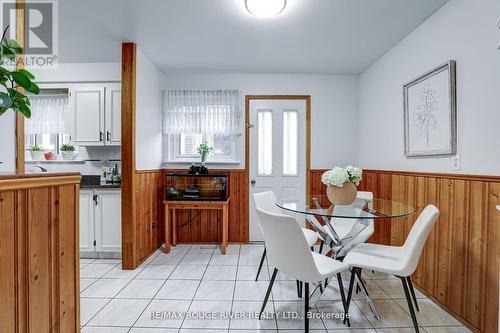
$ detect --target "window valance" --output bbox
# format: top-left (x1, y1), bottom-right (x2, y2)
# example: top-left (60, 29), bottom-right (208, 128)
top-left (25, 95), bottom-right (68, 134)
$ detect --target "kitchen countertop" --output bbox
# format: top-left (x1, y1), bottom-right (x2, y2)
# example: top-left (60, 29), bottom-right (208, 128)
top-left (81, 175), bottom-right (121, 189)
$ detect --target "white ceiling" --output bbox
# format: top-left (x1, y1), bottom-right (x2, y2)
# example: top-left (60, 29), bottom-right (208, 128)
top-left (58, 0), bottom-right (448, 74)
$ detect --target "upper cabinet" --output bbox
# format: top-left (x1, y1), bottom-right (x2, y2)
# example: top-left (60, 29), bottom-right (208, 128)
top-left (69, 83), bottom-right (121, 146)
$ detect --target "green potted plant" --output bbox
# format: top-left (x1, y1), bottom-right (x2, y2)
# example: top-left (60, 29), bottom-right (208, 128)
top-left (197, 142), bottom-right (213, 164)
top-left (30, 144), bottom-right (44, 161)
top-left (60, 144), bottom-right (76, 160)
top-left (0, 26), bottom-right (39, 118)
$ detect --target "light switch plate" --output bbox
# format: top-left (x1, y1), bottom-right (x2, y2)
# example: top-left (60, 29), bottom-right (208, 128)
top-left (451, 155), bottom-right (461, 171)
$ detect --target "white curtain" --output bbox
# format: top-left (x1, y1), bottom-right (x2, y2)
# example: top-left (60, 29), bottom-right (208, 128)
top-left (25, 95), bottom-right (68, 134)
top-left (162, 90), bottom-right (242, 136)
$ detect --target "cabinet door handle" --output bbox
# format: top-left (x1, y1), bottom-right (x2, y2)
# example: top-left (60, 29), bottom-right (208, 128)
top-left (99, 131), bottom-right (104, 142)
top-left (106, 131), bottom-right (111, 142)
top-left (93, 194), bottom-right (99, 206)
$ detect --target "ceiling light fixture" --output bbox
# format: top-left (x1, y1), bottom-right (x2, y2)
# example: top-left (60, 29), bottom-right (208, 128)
top-left (245, 0), bottom-right (287, 17)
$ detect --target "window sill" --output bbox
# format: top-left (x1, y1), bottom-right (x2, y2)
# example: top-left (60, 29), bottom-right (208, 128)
top-left (26, 159), bottom-right (86, 164)
top-left (164, 160), bottom-right (241, 166)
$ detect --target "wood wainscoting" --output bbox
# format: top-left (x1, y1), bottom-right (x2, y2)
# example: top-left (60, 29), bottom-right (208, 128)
top-left (165, 169), bottom-right (249, 243)
top-left (0, 173), bottom-right (81, 332)
top-left (310, 169), bottom-right (500, 333)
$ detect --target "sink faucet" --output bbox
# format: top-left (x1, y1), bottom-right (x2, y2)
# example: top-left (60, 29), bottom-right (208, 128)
top-left (33, 165), bottom-right (48, 172)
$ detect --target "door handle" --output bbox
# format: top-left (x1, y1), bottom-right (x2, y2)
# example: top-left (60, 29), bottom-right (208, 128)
top-left (99, 131), bottom-right (104, 142)
top-left (250, 179), bottom-right (256, 186)
top-left (106, 131), bottom-right (111, 142)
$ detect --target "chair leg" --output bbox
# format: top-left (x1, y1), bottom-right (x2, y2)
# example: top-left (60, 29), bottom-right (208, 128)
top-left (319, 240), bottom-right (324, 254)
top-left (337, 272), bottom-right (350, 327)
top-left (296, 280), bottom-right (303, 298)
top-left (344, 268), bottom-right (357, 325)
top-left (406, 276), bottom-right (420, 312)
top-left (310, 246), bottom-right (315, 252)
top-left (304, 282), bottom-right (310, 333)
top-left (259, 267), bottom-right (277, 319)
top-left (401, 276), bottom-right (420, 333)
top-left (255, 248), bottom-right (267, 281)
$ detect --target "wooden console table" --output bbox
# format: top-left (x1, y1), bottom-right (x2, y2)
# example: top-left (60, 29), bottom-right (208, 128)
top-left (164, 198), bottom-right (230, 254)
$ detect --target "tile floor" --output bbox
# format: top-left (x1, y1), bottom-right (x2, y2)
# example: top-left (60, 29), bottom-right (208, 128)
top-left (80, 244), bottom-right (472, 333)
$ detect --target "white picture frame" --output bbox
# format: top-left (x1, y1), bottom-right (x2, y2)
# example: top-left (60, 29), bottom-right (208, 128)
top-left (404, 61), bottom-right (457, 157)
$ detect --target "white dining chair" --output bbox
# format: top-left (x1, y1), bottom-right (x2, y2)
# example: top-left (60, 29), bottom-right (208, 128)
top-left (253, 191), bottom-right (319, 281)
top-left (343, 204), bottom-right (440, 333)
top-left (255, 206), bottom-right (350, 333)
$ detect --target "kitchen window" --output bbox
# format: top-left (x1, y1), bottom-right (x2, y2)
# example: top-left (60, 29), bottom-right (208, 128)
top-left (163, 90), bottom-right (242, 163)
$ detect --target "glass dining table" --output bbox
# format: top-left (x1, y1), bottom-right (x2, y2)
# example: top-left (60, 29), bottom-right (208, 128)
top-left (276, 194), bottom-right (415, 320)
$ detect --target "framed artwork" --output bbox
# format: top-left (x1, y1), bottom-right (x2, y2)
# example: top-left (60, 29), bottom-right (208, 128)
top-left (404, 60), bottom-right (457, 157)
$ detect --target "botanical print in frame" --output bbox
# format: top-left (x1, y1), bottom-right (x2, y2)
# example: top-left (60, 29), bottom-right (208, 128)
top-left (404, 61), bottom-right (457, 157)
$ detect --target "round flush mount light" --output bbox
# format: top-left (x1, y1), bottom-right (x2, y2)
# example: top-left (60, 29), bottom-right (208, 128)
top-left (245, 0), bottom-right (287, 17)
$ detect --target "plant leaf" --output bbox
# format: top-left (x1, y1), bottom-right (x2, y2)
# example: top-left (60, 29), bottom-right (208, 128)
top-left (0, 92), bottom-right (12, 108)
top-left (19, 69), bottom-right (35, 80)
top-left (17, 101), bottom-right (31, 118)
top-left (8, 39), bottom-right (22, 52)
top-left (11, 71), bottom-right (32, 90)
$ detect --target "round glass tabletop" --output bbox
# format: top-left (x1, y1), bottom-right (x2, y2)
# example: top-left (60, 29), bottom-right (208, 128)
top-left (276, 195), bottom-right (415, 220)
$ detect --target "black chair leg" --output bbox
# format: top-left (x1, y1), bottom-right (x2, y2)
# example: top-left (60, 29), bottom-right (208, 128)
top-left (296, 280), bottom-right (303, 298)
top-left (319, 240), bottom-right (324, 254)
top-left (401, 276), bottom-right (420, 332)
top-left (255, 248), bottom-right (266, 281)
top-left (406, 276), bottom-right (420, 312)
top-left (337, 272), bottom-right (350, 327)
top-left (344, 268), bottom-right (357, 325)
top-left (355, 269), bottom-right (370, 298)
top-left (304, 282), bottom-right (310, 333)
top-left (259, 268), bottom-right (278, 319)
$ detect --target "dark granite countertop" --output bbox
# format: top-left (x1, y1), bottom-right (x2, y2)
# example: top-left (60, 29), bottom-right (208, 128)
top-left (81, 175), bottom-right (121, 189)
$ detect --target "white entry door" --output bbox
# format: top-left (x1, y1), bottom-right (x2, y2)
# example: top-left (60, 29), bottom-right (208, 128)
top-left (249, 99), bottom-right (307, 241)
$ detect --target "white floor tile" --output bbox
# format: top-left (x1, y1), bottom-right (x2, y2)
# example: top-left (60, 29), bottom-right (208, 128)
top-left (240, 244), bottom-right (266, 256)
top-left (351, 279), bottom-right (391, 300)
top-left (170, 264), bottom-right (207, 279)
top-left (375, 279), bottom-right (425, 299)
top-left (150, 253), bottom-right (185, 265)
top-left (188, 244), bottom-right (217, 254)
top-left (210, 254), bottom-right (239, 265)
top-left (181, 253), bottom-right (213, 265)
top-left (80, 259), bottom-right (96, 264)
top-left (182, 300), bottom-right (232, 329)
top-left (81, 279), bottom-right (131, 298)
top-left (224, 244), bottom-right (241, 255)
top-left (194, 280), bottom-right (235, 300)
top-left (274, 301), bottom-right (325, 330)
top-left (88, 298), bottom-right (150, 327)
top-left (355, 299), bottom-right (413, 328)
top-left (93, 259), bottom-right (121, 264)
top-left (80, 298), bottom-right (110, 325)
top-left (316, 300), bottom-right (372, 329)
top-left (424, 327), bottom-right (473, 333)
top-left (80, 278), bottom-right (97, 292)
top-left (237, 264), bottom-right (270, 281)
top-left (155, 279), bottom-right (200, 300)
top-left (103, 265), bottom-right (144, 279)
top-left (116, 279), bottom-right (164, 299)
top-left (81, 326), bottom-right (130, 333)
top-left (130, 328), bottom-right (177, 333)
top-left (234, 280), bottom-right (274, 301)
top-left (327, 329), bottom-right (376, 333)
top-left (136, 264), bottom-right (176, 279)
top-left (272, 280), bottom-right (301, 301)
top-left (80, 263), bottom-right (118, 278)
top-left (394, 298), bottom-right (462, 327)
top-left (134, 299), bottom-right (191, 328)
top-left (229, 300), bottom-right (276, 330)
top-left (239, 253), bottom-right (267, 266)
top-left (204, 265), bottom-right (238, 280)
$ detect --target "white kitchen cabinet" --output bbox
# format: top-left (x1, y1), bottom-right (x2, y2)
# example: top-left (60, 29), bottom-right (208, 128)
top-left (69, 84), bottom-right (121, 146)
top-left (79, 190), bottom-right (95, 256)
top-left (71, 87), bottom-right (105, 145)
top-left (95, 190), bottom-right (122, 253)
top-left (104, 83), bottom-right (122, 146)
top-left (79, 189), bottom-right (121, 258)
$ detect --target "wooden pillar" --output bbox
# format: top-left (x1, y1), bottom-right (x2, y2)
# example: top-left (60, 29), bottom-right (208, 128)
top-left (121, 43), bottom-right (137, 269)
top-left (15, 0), bottom-right (25, 173)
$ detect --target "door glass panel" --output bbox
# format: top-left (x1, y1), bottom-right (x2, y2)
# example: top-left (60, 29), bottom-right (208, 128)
top-left (258, 110), bottom-right (272, 176)
top-left (283, 110), bottom-right (298, 176)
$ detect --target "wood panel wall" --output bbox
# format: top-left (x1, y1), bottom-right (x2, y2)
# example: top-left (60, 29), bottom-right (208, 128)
top-left (135, 170), bottom-right (165, 262)
top-left (0, 173), bottom-right (81, 332)
top-left (310, 169), bottom-right (500, 333)
top-left (165, 169), bottom-right (249, 243)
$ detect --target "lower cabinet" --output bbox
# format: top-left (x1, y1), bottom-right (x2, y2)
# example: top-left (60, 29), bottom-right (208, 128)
top-left (79, 189), bottom-right (121, 258)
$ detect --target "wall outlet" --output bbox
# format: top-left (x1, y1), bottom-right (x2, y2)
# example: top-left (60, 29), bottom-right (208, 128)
top-left (451, 155), bottom-right (461, 171)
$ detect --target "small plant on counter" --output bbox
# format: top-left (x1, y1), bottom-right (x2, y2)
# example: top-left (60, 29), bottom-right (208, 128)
top-left (197, 142), bottom-right (213, 163)
top-left (0, 26), bottom-right (40, 118)
top-left (30, 145), bottom-right (44, 161)
top-left (60, 144), bottom-right (76, 160)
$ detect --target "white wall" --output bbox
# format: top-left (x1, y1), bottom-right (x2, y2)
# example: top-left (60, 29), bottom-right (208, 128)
top-left (136, 49), bottom-right (163, 170)
top-left (31, 62), bottom-right (121, 83)
top-left (358, 0), bottom-right (500, 175)
top-left (162, 73), bottom-right (359, 169)
top-left (0, 112), bottom-right (16, 173)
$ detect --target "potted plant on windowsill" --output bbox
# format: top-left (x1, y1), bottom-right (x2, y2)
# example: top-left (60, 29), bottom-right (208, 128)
top-left (0, 26), bottom-right (40, 118)
top-left (60, 144), bottom-right (76, 160)
top-left (321, 166), bottom-right (363, 205)
top-left (197, 142), bottom-right (213, 164)
top-left (30, 145), bottom-right (44, 161)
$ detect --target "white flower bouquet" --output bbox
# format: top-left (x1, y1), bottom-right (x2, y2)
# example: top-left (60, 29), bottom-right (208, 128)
top-left (321, 165), bottom-right (363, 187)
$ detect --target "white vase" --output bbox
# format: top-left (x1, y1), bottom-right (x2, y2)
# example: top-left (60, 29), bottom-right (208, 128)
top-left (30, 151), bottom-right (44, 161)
top-left (326, 182), bottom-right (357, 205)
top-left (61, 151), bottom-right (75, 160)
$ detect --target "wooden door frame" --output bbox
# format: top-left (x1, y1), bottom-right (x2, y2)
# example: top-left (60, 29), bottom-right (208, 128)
top-left (244, 95), bottom-right (312, 241)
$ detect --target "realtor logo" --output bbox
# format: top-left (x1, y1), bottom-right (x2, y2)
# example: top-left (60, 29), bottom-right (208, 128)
top-left (1, 0), bottom-right (58, 68)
